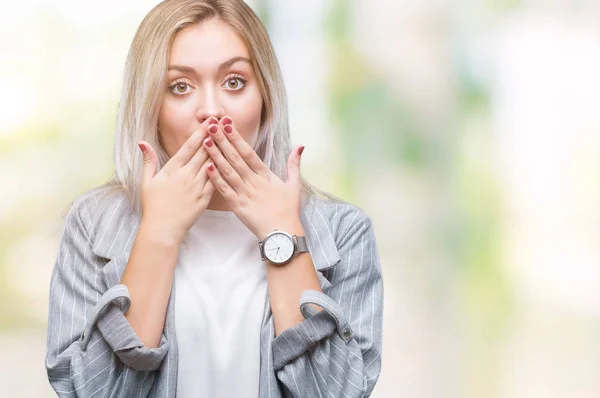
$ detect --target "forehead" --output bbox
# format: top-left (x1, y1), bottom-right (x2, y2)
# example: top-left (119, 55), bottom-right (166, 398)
top-left (169, 19), bottom-right (250, 66)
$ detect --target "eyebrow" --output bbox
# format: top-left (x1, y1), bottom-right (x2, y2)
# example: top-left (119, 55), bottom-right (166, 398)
top-left (168, 56), bottom-right (252, 75)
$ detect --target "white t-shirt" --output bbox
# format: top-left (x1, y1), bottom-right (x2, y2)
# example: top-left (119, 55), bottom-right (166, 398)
top-left (174, 209), bottom-right (268, 397)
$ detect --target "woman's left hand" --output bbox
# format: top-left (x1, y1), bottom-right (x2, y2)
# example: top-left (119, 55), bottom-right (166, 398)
top-left (202, 116), bottom-right (305, 240)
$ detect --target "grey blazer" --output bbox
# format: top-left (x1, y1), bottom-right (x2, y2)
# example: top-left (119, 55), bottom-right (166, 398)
top-left (45, 189), bottom-right (384, 397)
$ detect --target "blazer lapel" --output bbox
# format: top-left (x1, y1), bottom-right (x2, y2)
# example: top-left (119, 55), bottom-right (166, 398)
top-left (300, 198), bottom-right (341, 271)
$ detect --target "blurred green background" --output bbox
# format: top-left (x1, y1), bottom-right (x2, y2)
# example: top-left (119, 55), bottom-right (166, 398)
top-left (2, 1), bottom-right (600, 397)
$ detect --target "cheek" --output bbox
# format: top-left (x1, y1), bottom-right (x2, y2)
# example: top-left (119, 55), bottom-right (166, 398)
top-left (158, 98), bottom-right (195, 156)
top-left (229, 91), bottom-right (263, 142)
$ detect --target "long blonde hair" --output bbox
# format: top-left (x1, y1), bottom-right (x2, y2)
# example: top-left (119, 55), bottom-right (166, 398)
top-left (69, 0), bottom-right (342, 222)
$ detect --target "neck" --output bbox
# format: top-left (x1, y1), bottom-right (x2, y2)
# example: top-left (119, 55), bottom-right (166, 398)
top-left (205, 192), bottom-right (232, 212)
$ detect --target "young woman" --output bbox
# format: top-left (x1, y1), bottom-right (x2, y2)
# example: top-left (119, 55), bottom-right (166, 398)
top-left (45, 0), bottom-right (383, 396)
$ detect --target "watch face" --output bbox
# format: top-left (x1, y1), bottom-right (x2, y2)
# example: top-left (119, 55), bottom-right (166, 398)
top-left (263, 232), bottom-right (295, 264)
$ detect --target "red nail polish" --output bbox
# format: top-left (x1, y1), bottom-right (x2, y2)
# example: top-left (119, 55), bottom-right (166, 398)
top-left (222, 117), bottom-right (232, 126)
top-left (298, 146), bottom-right (305, 155)
top-left (205, 138), bottom-right (214, 147)
top-left (208, 164), bottom-right (215, 172)
top-left (208, 124), bottom-right (218, 134)
top-left (224, 125), bottom-right (233, 134)
top-left (207, 117), bottom-right (218, 124)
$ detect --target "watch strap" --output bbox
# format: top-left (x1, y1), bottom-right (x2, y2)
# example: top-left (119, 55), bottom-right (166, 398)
top-left (295, 235), bottom-right (308, 254)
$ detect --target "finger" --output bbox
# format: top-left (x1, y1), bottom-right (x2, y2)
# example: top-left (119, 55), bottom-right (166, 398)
top-left (203, 135), bottom-right (245, 194)
top-left (286, 145), bottom-right (305, 185)
top-left (185, 128), bottom-right (212, 176)
top-left (208, 121), bottom-right (253, 180)
top-left (220, 116), bottom-right (270, 177)
top-left (138, 141), bottom-right (158, 186)
top-left (206, 162), bottom-right (237, 202)
top-left (193, 157), bottom-right (213, 188)
top-left (165, 117), bottom-right (218, 170)
top-left (203, 178), bottom-right (215, 197)
top-left (196, 162), bottom-right (215, 199)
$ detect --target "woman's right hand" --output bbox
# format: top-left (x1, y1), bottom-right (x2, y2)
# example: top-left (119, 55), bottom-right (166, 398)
top-left (137, 120), bottom-right (216, 245)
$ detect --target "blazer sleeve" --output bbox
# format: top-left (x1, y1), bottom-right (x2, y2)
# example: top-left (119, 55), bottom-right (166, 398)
top-left (45, 199), bottom-right (169, 397)
top-left (271, 212), bottom-right (384, 398)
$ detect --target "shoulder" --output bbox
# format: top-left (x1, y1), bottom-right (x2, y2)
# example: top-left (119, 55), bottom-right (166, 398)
top-left (63, 185), bottom-right (137, 253)
top-left (304, 196), bottom-right (373, 247)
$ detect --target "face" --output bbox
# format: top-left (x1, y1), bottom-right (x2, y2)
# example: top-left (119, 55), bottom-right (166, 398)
top-left (158, 18), bottom-right (263, 158)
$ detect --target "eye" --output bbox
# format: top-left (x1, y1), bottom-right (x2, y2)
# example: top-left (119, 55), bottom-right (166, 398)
top-left (222, 75), bottom-right (247, 91)
top-left (169, 81), bottom-right (193, 95)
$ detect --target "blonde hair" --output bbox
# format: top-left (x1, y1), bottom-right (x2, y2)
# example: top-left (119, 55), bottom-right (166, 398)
top-left (68, 0), bottom-right (342, 223)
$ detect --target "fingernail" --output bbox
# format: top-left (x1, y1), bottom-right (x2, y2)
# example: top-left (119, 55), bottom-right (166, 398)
top-left (224, 125), bottom-right (233, 134)
top-left (205, 138), bottom-right (214, 147)
top-left (208, 124), bottom-right (218, 134)
top-left (208, 164), bottom-right (215, 172)
top-left (298, 145), bottom-right (305, 155)
top-left (207, 117), bottom-right (218, 124)
top-left (138, 142), bottom-right (145, 152)
top-left (222, 117), bottom-right (232, 126)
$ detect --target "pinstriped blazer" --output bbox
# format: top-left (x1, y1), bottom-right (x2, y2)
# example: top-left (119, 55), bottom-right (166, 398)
top-left (45, 188), bottom-right (384, 397)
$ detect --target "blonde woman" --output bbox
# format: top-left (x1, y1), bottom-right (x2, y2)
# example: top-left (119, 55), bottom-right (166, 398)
top-left (45, 0), bottom-right (383, 396)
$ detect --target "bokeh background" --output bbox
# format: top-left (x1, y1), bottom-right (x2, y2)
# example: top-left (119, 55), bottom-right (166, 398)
top-left (1, 0), bottom-right (600, 397)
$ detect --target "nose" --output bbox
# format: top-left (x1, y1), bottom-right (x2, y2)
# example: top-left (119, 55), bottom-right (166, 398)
top-left (195, 85), bottom-right (225, 124)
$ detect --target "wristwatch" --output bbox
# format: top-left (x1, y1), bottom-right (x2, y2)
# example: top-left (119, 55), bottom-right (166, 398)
top-left (258, 229), bottom-right (309, 265)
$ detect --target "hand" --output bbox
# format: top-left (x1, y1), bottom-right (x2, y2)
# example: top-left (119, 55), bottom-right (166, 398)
top-left (138, 118), bottom-right (217, 244)
top-left (202, 116), bottom-right (305, 240)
